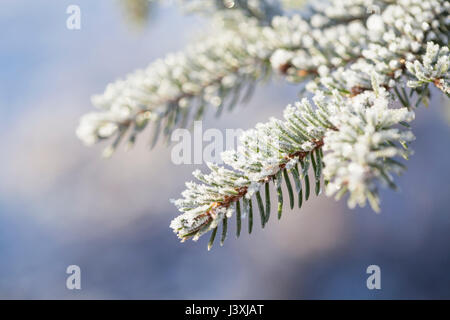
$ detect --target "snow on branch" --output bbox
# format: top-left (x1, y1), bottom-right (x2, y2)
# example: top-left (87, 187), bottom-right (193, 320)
top-left (170, 0), bottom-right (449, 248)
top-left (75, 0), bottom-right (449, 249)
top-left (406, 42), bottom-right (449, 95)
top-left (76, 0), bottom-right (389, 155)
top-left (170, 79), bottom-right (414, 248)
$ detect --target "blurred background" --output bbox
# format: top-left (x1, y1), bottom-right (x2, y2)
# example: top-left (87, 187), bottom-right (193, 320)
top-left (0, 0), bottom-right (450, 299)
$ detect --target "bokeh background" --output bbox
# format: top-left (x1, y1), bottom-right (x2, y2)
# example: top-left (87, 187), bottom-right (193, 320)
top-left (1, 0), bottom-right (450, 299)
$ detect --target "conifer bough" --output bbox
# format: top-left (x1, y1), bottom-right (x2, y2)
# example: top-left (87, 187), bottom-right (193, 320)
top-left (77, 0), bottom-right (450, 249)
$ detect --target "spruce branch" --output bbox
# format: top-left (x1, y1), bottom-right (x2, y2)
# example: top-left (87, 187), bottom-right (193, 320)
top-left (74, 0), bottom-right (449, 249)
top-left (170, 80), bottom-right (415, 248)
top-left (76, 21), bottom-right (269, 154)
top-left (170, 0), bottom-right (449, 249)
top-left (170, 97), bottom-right (333, 246)
top-left (77, 1), bottom-right (386, 154)
top-left (406, 42), bottom-right (449, 96)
